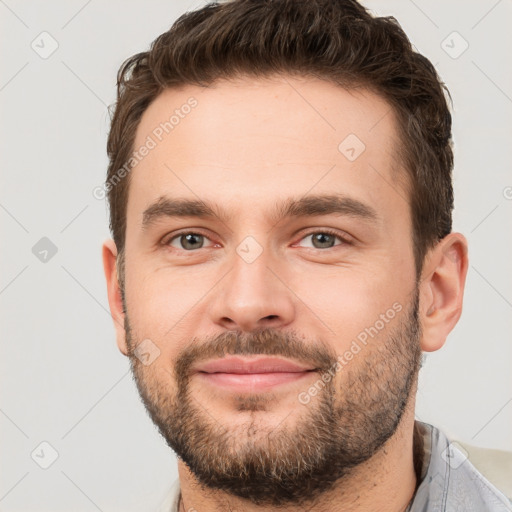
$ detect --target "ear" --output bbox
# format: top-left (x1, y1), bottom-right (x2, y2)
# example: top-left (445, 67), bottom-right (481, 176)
top-left (418, 233), bottom-right (469, 352)
top-left (102, 239), bottom-right (129, 356)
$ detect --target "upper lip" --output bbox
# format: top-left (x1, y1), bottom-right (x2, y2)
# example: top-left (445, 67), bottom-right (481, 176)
top-left (194, 356), bottom-right (316, 374)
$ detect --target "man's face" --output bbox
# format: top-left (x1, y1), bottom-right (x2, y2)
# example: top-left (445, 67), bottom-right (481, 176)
top-left (121, 76), bottom-right (421, 505)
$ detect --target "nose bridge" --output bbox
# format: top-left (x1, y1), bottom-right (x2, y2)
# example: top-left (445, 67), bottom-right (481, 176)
top-left (210, 236), bottom-right (295, 331)
top-left (230, 243), bottom-right (273, 299)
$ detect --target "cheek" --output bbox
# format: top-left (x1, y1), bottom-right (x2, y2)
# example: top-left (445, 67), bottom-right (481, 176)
top-left (124, 262), bottom-right (214, 352)
top-left (292, 264), bottom-right (411, 352)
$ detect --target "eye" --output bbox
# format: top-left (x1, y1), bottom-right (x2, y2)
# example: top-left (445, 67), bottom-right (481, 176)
top-left (166, 232), bottom-right (216, 251)
top-left (296, 230), bottom-right (349, 249)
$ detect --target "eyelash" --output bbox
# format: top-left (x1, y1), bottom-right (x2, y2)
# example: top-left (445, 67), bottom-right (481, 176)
top-left (295, 229), bottom-right (351, 248)
top-left (162, 228), bottom-right (352, 252)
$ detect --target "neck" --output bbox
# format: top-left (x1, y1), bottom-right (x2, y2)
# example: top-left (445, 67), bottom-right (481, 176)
top-left (177, 402), bottom-right (420, 512)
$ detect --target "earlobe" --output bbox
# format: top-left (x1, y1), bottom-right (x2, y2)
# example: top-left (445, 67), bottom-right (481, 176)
top-left (102, 239), bottom-right (129, 356)
top-left (419, 233), bottom-right (469, 353)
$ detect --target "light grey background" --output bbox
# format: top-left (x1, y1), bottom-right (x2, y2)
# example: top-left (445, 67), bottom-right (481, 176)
top-left (1, 0), bottom-right (511, 510)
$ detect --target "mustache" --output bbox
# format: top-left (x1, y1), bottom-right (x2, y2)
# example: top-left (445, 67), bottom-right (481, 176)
top-left (174, 328), bottom-right (338, 381)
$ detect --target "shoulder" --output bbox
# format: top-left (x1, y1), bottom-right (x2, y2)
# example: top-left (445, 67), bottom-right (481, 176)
top-left (412, 422), bottom-right (512, 511)
top-left (454, 439), bottom-right (512, 501)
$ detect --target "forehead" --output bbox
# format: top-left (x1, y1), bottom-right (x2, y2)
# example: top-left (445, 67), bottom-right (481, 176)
top-left (127, 75), bottom-right (409, 226)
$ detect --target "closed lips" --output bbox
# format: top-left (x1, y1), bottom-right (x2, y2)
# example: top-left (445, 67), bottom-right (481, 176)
top-left (194, 356), bottom-right (316, 374)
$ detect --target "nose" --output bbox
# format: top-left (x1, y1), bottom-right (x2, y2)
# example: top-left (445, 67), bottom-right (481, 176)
top-left (208, 243), bottom-right (296, 332)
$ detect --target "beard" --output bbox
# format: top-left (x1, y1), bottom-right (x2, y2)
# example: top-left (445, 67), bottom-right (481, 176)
top-left (124, 290), bottom-right (422, 508)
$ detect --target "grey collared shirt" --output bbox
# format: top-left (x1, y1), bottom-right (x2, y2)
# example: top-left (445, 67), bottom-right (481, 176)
top-left (158, 421), bottom-right (512, 511)
top-left (406, 422), bottom-right (512, 511)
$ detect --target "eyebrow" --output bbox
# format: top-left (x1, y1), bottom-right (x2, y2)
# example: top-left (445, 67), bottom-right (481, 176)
top-left (141, 193), bottom-right (378, 230)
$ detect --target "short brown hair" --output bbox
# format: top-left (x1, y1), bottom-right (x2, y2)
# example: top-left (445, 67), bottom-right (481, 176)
top-left (106, 0), bottom-right (453, 277)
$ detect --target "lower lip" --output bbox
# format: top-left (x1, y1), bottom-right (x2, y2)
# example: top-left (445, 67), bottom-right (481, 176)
top-left (196, 371), bottom-right (315, 392)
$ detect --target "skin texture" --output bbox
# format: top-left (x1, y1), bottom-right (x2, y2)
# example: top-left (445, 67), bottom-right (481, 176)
top-left (103, 75), bottom-right (468, 511)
